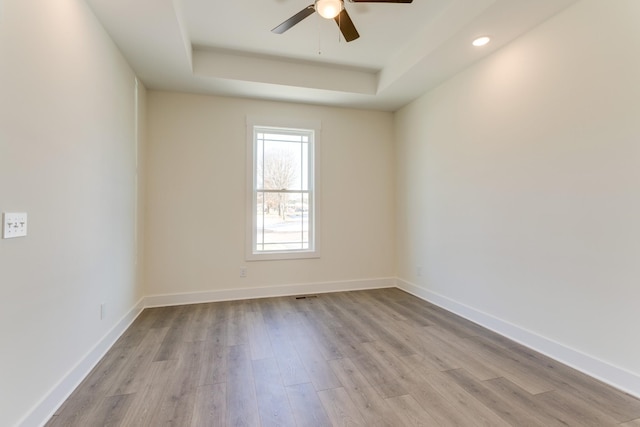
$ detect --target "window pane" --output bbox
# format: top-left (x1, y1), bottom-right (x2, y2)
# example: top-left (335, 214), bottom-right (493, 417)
top-left (258, 190), bottom-right (308, 251)
top-left (301, 142), bottom-right (309, 191)
top-left (261, 143), bottom-right (301, 191)
top-left (256, 138), bottom-right (264, 190)
top-left (256, 130), bottom-right (311, 191)
top-left (301, 192), bottom-right (309, 249)
top-left (256, 192), bottom-right (264, 249)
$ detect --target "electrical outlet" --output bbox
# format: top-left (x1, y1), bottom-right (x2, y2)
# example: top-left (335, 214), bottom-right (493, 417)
top-left (240, 267), bottom-right (247, 278)
top-left (2, 212), bottom-right (28, 239)
top-left (416, 266), bottom-right (422, 277)
top-left (100, 303), bottom-right (107, 320)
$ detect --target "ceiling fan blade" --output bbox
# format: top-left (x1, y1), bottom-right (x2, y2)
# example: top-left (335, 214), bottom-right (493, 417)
top-left (334, 9), bottom-right (360, 42)
top-left (349, 0), bottom-right (413, 2)
top-left (272, 5), bottom-right (316, 34)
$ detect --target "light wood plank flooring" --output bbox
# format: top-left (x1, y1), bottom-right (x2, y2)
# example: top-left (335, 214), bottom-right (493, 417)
top-left (47, 288), bottom-right (640, 426)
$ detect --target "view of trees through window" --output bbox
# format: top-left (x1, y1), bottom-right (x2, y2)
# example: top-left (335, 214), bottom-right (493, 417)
top-left (255, 129), bottom-right (312, 252)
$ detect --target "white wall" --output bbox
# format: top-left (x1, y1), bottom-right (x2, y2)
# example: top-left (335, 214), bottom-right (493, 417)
top-left (0, 1), bottom-right (144, 426)
top-left (145, 92), bottom-right (395, 299)
top-left (395, 0), bottom-right (640, 394)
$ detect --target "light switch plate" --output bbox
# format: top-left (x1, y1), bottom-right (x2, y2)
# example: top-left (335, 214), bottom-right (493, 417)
top-left (3, 212), bottom-right (28, 239)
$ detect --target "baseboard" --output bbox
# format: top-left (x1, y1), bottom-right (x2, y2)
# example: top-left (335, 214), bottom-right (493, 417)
top-left (396, 278), bottom-right (640, 399)
top-left (19, 298), bottom-right (145, 427)
top-left (144, 277), bottom-right (396, 308)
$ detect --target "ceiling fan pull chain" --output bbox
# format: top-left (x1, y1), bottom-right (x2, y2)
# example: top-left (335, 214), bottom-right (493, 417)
top-left (317, 15), bottom-right (322, 55)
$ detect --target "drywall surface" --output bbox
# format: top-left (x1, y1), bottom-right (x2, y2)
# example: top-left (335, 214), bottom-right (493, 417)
top-left (145, 92), bottom-right (395, 296)
top-left (0, 1), bottom-right (143, 425)
top-left (395, 0), bottom-right (640, 387)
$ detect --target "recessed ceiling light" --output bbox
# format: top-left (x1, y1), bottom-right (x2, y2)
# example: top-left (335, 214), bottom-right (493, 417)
top-left (472, 36), bottom-right (491, 47)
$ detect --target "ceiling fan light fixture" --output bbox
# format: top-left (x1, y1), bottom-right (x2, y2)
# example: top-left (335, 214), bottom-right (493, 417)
top-left (315, 0), bottom-right (343, 19)
top-left (472, 36), bottom-right (491, 47)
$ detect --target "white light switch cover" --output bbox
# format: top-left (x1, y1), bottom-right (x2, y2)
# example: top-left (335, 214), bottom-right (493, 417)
top-left (3, 212), bottom-right (28, 238)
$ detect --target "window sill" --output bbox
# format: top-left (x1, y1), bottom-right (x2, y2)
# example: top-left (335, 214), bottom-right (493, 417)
top-left (246, 250), bottom-right (320, 261)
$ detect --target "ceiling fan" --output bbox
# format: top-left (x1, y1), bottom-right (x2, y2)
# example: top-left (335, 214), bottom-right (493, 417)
top-left (272, 0), bottom-right (413, 42)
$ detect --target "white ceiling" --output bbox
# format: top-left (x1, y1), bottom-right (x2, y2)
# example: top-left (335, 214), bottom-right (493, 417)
top-left (85, 0), bottom-right (577, 111)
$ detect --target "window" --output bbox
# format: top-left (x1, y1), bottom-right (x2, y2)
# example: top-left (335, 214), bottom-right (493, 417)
top-left (246, 118), bottom-right (320, 260)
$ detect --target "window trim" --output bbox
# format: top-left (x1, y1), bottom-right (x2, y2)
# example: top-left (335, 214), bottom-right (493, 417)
top-left (245, 116), bottom-right (321, 261)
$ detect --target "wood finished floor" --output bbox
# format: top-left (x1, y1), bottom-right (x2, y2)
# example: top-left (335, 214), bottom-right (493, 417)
top-left (47, 288), bottom-right (640, 426)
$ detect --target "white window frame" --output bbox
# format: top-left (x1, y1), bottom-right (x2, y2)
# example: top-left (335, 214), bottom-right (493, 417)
top-left (246, 116), bottom-right (321, 261)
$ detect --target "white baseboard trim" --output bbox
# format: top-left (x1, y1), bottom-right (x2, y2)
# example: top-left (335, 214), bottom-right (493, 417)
top-left (396, 278), bottom-right (640, 399)
top-left (19, 298), bottom-right (145, 427)
top-left (144, 277), bottom-right (396, 308)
